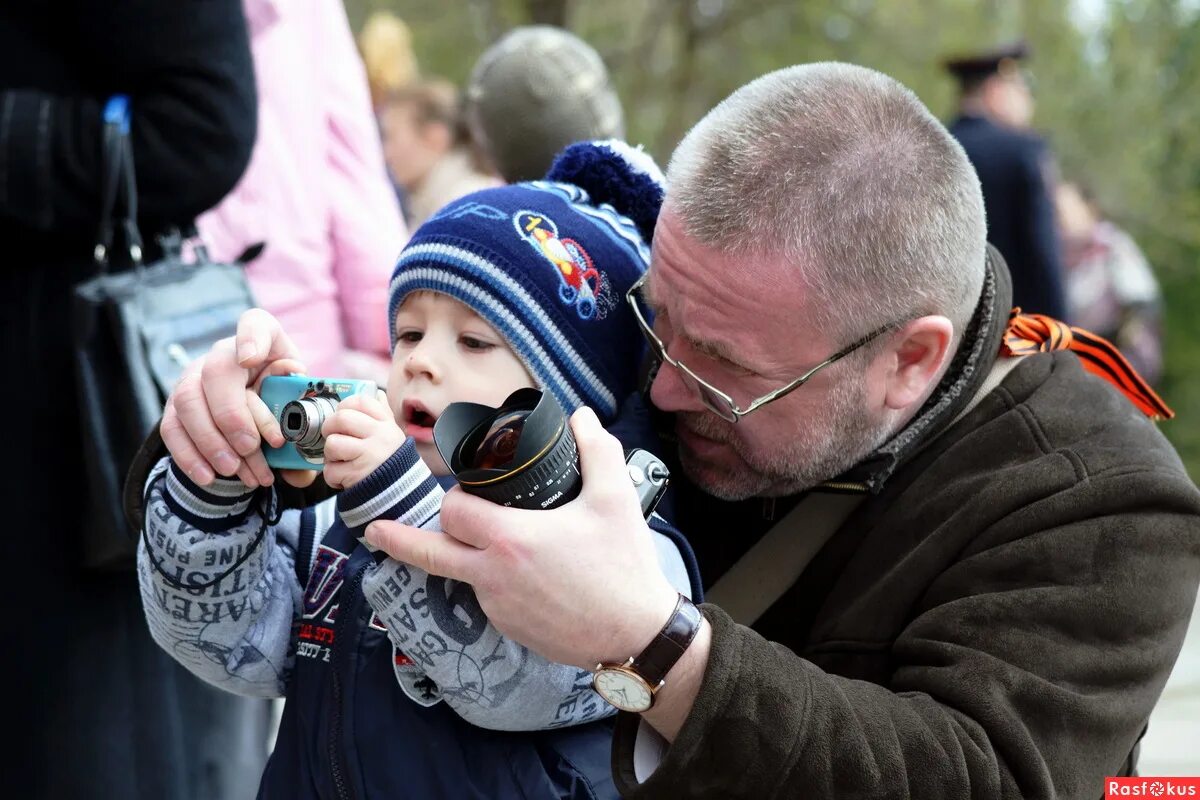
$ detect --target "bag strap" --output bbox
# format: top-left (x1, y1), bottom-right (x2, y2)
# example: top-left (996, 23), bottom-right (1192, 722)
top-left (704, 491), bottom-right (864, 626)
top-left (705, 356), bottom-right (1022, 628)
top-left (92, 95), bottom-right (144, 273)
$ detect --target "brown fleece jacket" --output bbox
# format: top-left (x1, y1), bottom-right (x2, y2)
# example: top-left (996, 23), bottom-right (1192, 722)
top-left (614, 254), bottom-right (1200, 799)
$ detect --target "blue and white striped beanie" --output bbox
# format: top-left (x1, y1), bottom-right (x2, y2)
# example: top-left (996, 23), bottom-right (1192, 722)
top-left (388, 140), bottom-right (665, 423)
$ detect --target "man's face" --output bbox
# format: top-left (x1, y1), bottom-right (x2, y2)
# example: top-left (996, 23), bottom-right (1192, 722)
top-left (644, 212), bottom-right (893, 500)
top-left (984, 71), bottom-right (1034, 130)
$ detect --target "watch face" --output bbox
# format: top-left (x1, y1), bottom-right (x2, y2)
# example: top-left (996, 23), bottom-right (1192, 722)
top-left (593, 668), bottom-right (654, 713)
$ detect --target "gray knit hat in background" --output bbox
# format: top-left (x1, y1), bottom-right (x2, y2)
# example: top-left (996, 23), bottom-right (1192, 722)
top-left (466, 26), bottom-right (625, 183)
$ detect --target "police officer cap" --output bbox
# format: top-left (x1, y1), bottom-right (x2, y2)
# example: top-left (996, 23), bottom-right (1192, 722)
top-left (943, 39), bottom-right (1029, 84)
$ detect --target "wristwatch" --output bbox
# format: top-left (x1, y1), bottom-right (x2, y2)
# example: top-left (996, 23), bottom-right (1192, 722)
top-left (592, 594), bottom-right (703, 713)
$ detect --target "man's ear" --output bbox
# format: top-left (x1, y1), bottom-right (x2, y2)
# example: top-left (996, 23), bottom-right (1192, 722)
top-left (882, 316), bottom-right (954, 411)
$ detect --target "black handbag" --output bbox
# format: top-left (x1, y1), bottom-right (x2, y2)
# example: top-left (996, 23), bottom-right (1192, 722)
top-left (72, 96), bottom-right (257, 570)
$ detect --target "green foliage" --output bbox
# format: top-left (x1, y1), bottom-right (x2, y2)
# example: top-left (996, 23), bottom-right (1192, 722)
top-left (348, 0), bottom-right (1200, 475)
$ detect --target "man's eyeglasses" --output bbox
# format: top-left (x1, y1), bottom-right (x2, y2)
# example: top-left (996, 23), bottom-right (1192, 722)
top-left (625, 272), bottom-right (896, 422)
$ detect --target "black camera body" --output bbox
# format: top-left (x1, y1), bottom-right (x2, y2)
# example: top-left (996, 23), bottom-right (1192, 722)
top-left (433, 389), bottom-right (668, 518)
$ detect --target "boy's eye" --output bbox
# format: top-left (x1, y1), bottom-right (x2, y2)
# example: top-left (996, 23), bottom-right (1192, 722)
top-left (461, 336), bottom-right (495, 352)
top-left (396, 330), bottom-right (423, 344)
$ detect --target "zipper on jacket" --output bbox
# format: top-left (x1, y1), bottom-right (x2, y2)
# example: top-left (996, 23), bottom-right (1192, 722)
top-left (329, 560), bottom-right (370, 800)
top-left (818, 480), bottom-right (869, 492)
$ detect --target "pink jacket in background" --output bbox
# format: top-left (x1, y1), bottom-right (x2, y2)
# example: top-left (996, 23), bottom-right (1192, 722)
top-left (199, 0), bottom-right (407, 377)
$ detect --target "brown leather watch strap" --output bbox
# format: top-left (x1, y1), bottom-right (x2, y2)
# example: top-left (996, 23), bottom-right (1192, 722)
top-left (632, 594), bottom-right (703, 688)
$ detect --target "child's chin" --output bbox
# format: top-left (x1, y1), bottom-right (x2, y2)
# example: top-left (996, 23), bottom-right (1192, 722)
top-left (414, 440), bottom-right (450, 477)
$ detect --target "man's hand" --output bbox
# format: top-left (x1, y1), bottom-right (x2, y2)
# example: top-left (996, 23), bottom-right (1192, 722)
top-left (159, 308), bottom-right (312, 489)
top-left (321, 391), bottom-right (407, 490)
top-left (364, 406), bottom-right (681, 671)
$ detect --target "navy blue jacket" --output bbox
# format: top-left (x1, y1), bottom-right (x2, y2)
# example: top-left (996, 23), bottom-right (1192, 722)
top-left (949, 114), bottom-right (1068, 320)
top-left (258, 398), bottom-right (698, 800)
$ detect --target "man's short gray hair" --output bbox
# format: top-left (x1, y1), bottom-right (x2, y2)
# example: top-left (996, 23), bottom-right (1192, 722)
top-left (667, 63), bottom-right (986, 345)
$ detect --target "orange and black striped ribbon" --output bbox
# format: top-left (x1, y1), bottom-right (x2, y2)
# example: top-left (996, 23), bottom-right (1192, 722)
top-left (1001, 309), bottom-right (1174, 420)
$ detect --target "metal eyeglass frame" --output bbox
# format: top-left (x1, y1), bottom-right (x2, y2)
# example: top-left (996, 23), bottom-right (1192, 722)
top-left (625, 272), bottom-right (897, 422)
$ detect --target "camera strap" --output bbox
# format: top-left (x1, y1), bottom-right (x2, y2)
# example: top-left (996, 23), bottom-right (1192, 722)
top-left (704, 492), bottom-right (863, 627)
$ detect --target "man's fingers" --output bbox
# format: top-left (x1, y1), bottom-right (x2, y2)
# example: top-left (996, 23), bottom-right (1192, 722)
top-left (235, 461), bottom-right (261, 488)
top-left (235, 308), bottom-right (300, 368)
top-left (241, 448), bottom-right (275, 487)
top-left (247, 391), bottom-right (284, 448)
top-left (160, 401), bottom-right (215, 485)
top-left (569, 406), bottom-right (631, 506)
top-left (440, 486), bottom-right (527, 550)
top-left (251, 358), bottom-right (309, 393)
top-left (198, 339), bottom-right (262, 460)
top-left (365, 520), bottom-right (480, 583)
top-left (173, 369), bottom-right (243, 477)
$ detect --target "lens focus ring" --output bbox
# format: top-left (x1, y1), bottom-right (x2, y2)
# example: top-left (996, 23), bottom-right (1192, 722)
top-left (469, 424), bottom-right (581, 510)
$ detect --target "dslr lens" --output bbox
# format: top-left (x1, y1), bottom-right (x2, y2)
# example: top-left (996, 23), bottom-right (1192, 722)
top-left (434, 389), bottom-right (581, 510)
top-left (470, 411), bottom-right (530, 470)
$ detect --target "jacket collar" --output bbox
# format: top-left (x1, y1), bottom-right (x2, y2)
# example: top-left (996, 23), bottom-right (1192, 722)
top-left (826, 244), bottom-right (1014, 493)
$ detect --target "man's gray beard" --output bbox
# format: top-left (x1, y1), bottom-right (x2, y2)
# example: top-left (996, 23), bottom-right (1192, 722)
top-left (675, 378), bottom-right (891, 501)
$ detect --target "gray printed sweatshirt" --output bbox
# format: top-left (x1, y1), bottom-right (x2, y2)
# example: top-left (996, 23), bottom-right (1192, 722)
top-left (138, 437), bottom-right (695, 731)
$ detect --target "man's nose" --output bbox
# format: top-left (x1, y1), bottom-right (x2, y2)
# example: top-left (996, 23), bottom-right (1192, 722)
top-left (648, 358), bottom-right (706, 414)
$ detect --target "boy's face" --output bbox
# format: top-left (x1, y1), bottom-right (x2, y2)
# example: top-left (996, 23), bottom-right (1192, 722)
top-left (388, 292), bottom-right (536, 474)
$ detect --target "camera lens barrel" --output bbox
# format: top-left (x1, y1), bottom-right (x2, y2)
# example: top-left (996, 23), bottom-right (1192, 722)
top-left (280, 396), bottom-right (339, 454)
top-left (463, 420), bottom-right (581, 510)
top-left (435, 388), bottom-right (582, 511)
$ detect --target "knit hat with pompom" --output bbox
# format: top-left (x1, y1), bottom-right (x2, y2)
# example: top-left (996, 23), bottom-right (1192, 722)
top-left (388, 140), bottom-right (664, 422)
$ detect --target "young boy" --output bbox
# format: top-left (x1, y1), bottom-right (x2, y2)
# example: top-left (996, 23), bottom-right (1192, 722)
top-left (138, 141), bottom-right (700, 799)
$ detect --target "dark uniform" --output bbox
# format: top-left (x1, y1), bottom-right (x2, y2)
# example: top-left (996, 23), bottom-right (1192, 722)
top-left (945, 42), bottom-right (1068, 320)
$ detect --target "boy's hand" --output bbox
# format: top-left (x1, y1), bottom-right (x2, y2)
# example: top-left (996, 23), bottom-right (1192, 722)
top-left (161, 308), bottom-right (311, 489)
top-left (320, 391), bottom-right (407, 490)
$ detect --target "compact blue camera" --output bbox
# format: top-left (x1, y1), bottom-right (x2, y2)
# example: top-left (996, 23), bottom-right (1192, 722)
top-left (260, 375), bottom-right (377, 470)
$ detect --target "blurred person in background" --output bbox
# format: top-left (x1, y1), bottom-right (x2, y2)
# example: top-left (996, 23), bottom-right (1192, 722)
top-left (1056, 177), bottom-right (1164, 385)
top-left (946, 40), bottom-right (1069, 320)
top-left (466, 26), bottom-right (625, 182)
top-left (199, 0), bottom-right (408, 383)
top-left (380, 78), bottom-right (499, 228)
top-left (358, 9), bottom-right (420, 221)
top-left (358, 9), bottom-right (420, 116)
top-left (0, 2), bottom-right (266, 798)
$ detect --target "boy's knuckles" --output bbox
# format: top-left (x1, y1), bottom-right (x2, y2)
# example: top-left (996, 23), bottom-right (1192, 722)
top-left (323, 434), bottom-right (354, 461)
top-left (322, 465), bottom-right (344, 489)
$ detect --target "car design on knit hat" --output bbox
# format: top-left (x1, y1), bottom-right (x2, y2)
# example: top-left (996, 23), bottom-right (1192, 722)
top-left (513, 209), bottom-right (602, 320)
